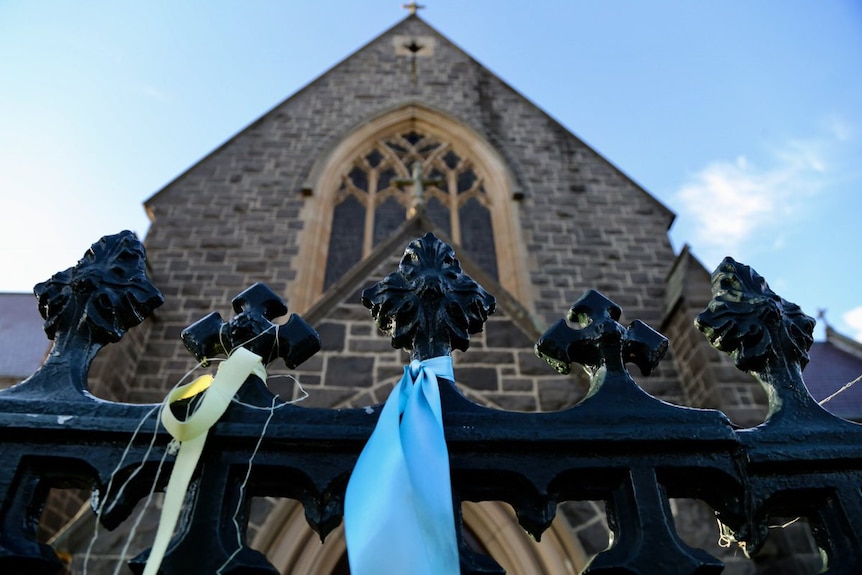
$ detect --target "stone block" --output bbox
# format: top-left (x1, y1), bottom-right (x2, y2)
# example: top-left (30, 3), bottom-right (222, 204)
top-left (324, 356), bottom-right (374, 388)
top-left (485, 321), bottom-right (532, 349)
top-left (316, 322), bottom-right (346, 352)
top-left (517, 351), bottom-right (555, 376)
top-left (456, 367), bottom-right (499, 391)
top-left (486, 393), bottom-right (536, 412)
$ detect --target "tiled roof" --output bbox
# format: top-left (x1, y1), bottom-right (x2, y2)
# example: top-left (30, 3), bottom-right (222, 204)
top-left (0, 293), bottom-right (50, 381)
top-left (804, 329), bottom-right (862, 422)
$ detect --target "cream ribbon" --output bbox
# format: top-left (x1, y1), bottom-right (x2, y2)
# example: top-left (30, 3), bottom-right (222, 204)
top-left (143, 347), bottom-right (265, 575)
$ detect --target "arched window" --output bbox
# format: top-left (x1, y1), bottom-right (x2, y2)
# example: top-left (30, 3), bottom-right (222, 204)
top-left (292, 105), bottom-right (528, 313)
top-left (323, 130), bottom-right (498, 289)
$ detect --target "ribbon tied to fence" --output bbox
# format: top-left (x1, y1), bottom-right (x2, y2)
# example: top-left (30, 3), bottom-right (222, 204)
top-left (345, 355), bottom-right (459, 575)
top-left (143, 346), bottom-right (266, 575)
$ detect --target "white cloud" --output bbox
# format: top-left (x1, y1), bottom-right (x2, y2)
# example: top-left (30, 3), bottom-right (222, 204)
top-left (825, 115), bottom-right (853, 142)
top-left (676, 153), bottom-right (796, 256)
top-left (673, 128), bottom-right (842, 263)
top-left (844, 307), bottom-right (862, 343)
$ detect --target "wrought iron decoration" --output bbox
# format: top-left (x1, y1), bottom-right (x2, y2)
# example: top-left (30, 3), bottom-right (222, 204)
top-left (0, 231), bottom-right (165, 574)
top-left (696, 256), bottom-right (818, 422)
top-left (695, 257), bottom-right (862, 563)
top-left (181, 281), bottom-right (320, 368)
top-left (362, 232), bottom-right (496, 360)
top-left (16, 230), bottom-right (165, 398)
top-left (1, 232), bottom-right (862, 574)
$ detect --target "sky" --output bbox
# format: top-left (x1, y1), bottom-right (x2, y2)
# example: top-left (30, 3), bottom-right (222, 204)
top-left (1, 1), bottom-right (861, 342)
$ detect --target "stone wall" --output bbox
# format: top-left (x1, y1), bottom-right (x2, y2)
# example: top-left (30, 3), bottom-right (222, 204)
top-left (662, 247), bottom-right (768, 427)
top-left (91, 16), bottom-right (683, 406)
top-left (61, 14), bottom-right (773, 574)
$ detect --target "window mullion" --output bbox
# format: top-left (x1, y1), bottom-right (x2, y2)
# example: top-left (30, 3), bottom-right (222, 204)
top-left (363, 169), bottom-right (378, 257)
top-left (449, 170), bottom-right (461, 245)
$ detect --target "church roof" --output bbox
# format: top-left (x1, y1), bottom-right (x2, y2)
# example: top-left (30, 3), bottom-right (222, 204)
top-left (0, 293), bottom-right (49, 382)
top-left (143, 14), bottom-right (674, 225)
top-left (804, 326), bottom-right (862, 422)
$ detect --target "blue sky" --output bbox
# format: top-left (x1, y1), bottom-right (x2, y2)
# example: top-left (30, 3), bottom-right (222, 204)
top-left (1, 1), bottom-right (861, 342)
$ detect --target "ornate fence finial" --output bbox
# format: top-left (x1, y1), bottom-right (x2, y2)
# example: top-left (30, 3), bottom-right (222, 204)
top-left (5, 231), bottom-right (164, 397)
top-left (535, 289), bottom-right (668, 380)
top-left (35, 230), bottom-right (164, 345)
top-left (362, 233), bottom-right (496, 361)
top-left (695, 257), bottom-right (818, 422)
top-left (182, 282), bottom-right (320, 368)
top-left (695, 257), bottom-right (814, 372)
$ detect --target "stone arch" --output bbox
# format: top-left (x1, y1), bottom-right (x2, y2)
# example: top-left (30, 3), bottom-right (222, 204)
top-left (251, 372), bottom-right (591, 574)
top-left (251, 499), bottom-right (587, 574)
top-left (290, 103), bottom-right (531, 314)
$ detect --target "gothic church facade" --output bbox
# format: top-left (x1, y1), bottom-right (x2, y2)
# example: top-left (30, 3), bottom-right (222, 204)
top-left (68, 13), bottom-right (799, 574)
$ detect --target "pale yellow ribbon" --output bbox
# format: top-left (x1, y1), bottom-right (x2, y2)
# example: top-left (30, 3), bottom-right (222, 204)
top-left (143, 347), bottom-right (265, 575)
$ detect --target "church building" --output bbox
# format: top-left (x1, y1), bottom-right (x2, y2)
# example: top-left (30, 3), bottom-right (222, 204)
top-left (27, 9), bottom-right (855, 574)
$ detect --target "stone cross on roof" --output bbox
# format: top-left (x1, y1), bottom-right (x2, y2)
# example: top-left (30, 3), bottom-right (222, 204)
top-left (402, 2), bottom-right (426, 15)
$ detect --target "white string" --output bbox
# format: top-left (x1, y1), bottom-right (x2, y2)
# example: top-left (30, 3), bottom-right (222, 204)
top-left (818, 373), bottom-right (862, 406)
top-left (89, 323), bottom-right (309, 574)
top-left (217, 322), bottom-right (278, 365)
top-left (231, 373), bottom-right (309, 410)
top-left (716, 519), bottom-right (749, 558)
top-left (217, 394), bottom-right (278, 574)
top-left (84, 361), bottom-right (206, 575)
top-left (83, 403), bottom-right (160, 575)
top-left (713, 374), bottom-right (862, 558)
top-left (768, 517), bottom-right (800, 529)
top-left (109, 443), bottom-right (173, 575)
top-left (716, 516), bottom-right (804, 558)
top-left (217, 374), bottom-right (308, 573)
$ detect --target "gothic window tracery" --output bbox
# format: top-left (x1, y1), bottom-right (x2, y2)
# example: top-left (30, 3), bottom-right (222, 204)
top-left (323, 130), bottom-right (498, 288)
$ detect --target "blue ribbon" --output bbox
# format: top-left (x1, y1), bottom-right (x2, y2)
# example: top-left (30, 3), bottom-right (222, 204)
top-left (344, 356), bottom-right (459, 575)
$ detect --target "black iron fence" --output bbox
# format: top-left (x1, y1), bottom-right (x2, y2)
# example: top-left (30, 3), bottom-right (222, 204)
top-left (0, 231), bottom-right (860, 574)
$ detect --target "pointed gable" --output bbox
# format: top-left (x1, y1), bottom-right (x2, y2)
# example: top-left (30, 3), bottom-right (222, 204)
top-left (115, 13), bottom-right (683, 405)
top-left (146, 15), bottom-right (672, 222)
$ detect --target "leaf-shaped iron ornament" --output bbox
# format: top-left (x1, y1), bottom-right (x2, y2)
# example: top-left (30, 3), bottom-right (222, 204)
top-left (362, 233), bottom-right (496, 360)
top-left (4, 230), bottom-right (164, 398)
top-left (536, 289), bottom-right (668, 378)
top-left (34, 230), bottom-right (165, 345)
top-left (696, 257), bottom-right (820, 423)
top-left (695, 257), bottom-right (815, 373)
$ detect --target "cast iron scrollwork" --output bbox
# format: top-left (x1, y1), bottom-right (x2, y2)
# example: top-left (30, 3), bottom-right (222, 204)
top-left (362, 232), bottom-right (496, 361)
top-left (5, 233), bottom-right (862, 575)
top-left (535, 289), bottom-right (728, 574)
top-left (35, 230), bottom-right (164, 345)
top-left (535, 289), bottom-right (668, 398)
top-left (128, 283), bottom-right (321, 575)
top-left (4, 230), bottom-right (164, 399)
top-left (0, 231), bottom-right (164, 574)
top-left (695, 256), bottom-right (820, 424)
top-left (696, 257), bottom-right (862, 565)
top-left (181, 282), bottom-right (320, 369)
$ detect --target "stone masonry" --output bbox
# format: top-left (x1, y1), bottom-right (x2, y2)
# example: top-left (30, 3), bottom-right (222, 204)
top-left (46, 14), bottom-right (790, 574)
top-left (91, 15), bottom-right (685, 404)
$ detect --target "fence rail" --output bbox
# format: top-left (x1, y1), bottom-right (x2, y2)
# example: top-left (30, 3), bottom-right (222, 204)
top-left (0, 231), bottom-right (860, 574)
